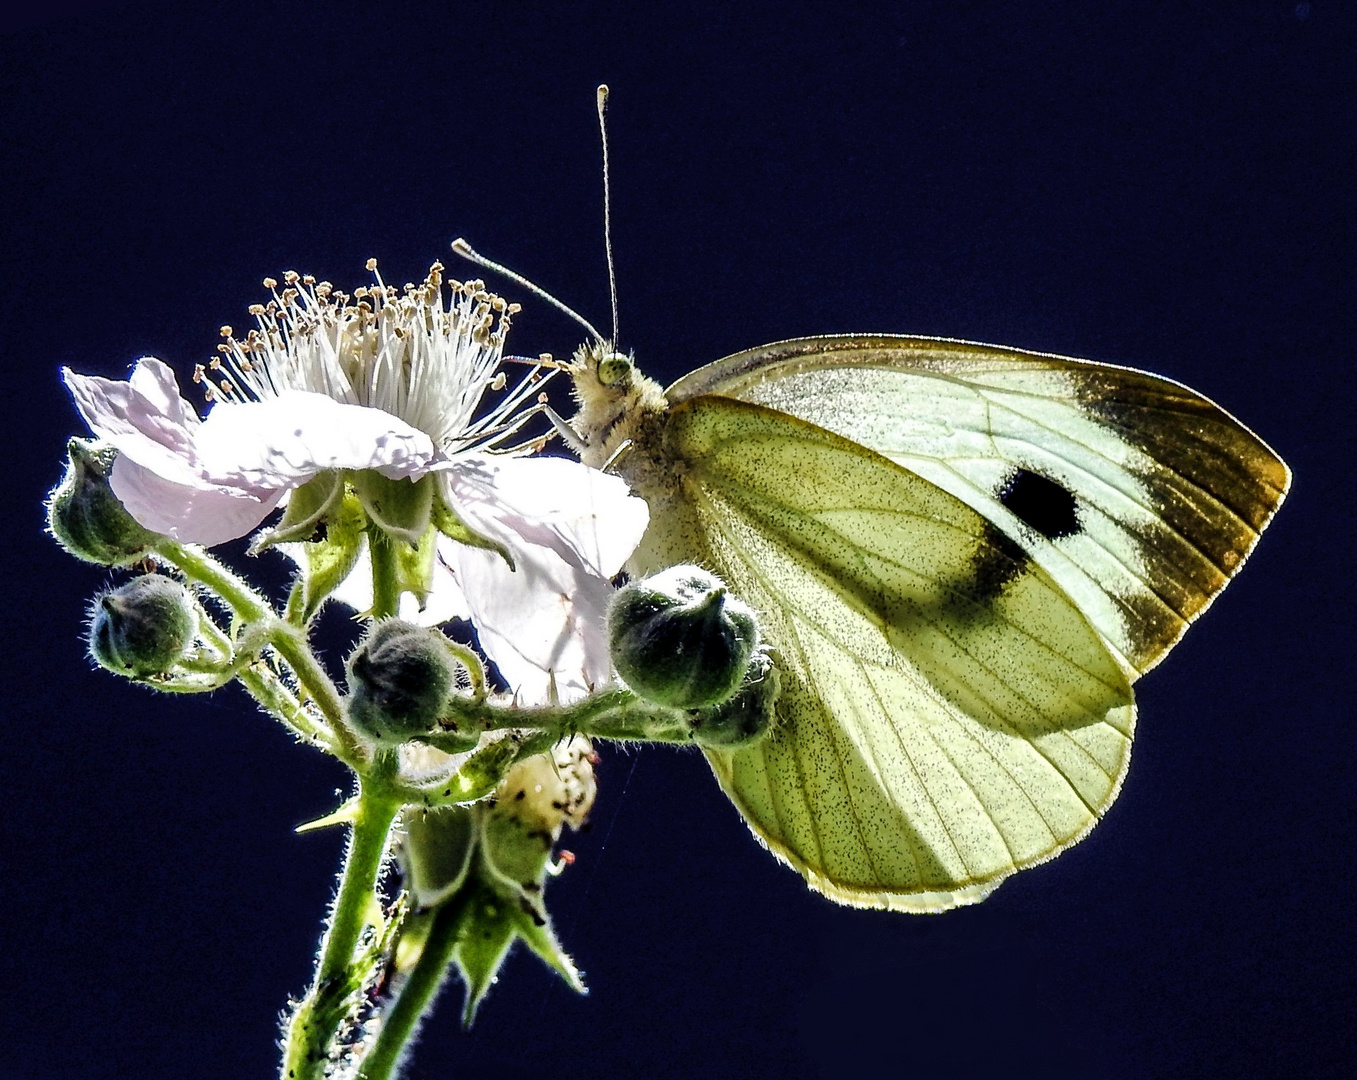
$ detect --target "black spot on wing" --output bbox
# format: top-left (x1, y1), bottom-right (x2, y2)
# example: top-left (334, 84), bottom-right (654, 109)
top-left (997, 468), bottom-right (1081, 540)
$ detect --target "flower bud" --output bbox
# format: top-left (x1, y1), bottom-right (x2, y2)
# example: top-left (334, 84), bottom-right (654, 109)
top-left (345, 620), bottom-right (457, 745)
top-left (690, 653), bottom-right (780, 750)
top-left (608, 565), bottom-right (759, 709)
top-left (48, 439), bottom-right (157, 566)
top-left (88, 575), bottom-right (197, 677)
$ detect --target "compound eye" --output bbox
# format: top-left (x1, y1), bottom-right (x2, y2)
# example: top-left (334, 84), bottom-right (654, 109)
top-left (597, 352), bottom-right (634, 387)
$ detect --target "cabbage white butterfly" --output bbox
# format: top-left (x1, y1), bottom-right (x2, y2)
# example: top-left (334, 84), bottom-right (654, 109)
top-left (454, 88), bottom-right (1289, 913)
top-left (565, 334), bottom-right (1288, 912)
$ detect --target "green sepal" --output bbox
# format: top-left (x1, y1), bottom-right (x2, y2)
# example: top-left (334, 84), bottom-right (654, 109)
top-left (294, 796), bottom-right (361, 834)
top-left (88, 575), bottom-right (198, 678)
top-left (394, 524), bottom-right (438, 609)
top-left (690, 651), bottom-right (780, 749)
top-left (345, 621), bottom-right (459, 746)
top-left (441, 863), bottom-right (585, 1027)
top-left (609, 565), bottom-right (760, 709)
top-left (482, 799), bottom-right (556, 886)
top-left (250, 469), bottom-right (344, 553)
top-left (388, 742), bottom-right (595, 1031)
top-left (353, 471), bottom-right (435, 547)
top-left (399, 805), bottom-right (476, 908)
top-left (286, 491), bottom-right (367, 624)
top-left (452, 876), bottom-right (519, 1027)
top-left (47, 438), bottom-right (158, 566)
top-left (417, 725), bottom-right (482, 755)
top-left (509, 900), bottom-right (585, 998)
top-left (432, 496), bottom-right (515, 571)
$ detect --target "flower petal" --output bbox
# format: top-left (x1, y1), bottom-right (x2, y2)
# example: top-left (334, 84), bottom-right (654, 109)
top-left (439, 455), bottom-right (649, 704)
top-left (65, 364), bottom-right (443, 545)
top-left (110, 455), bottom-right (285, 544)
top-left (442, 539), bottom-right (614, 705)
top-left (63, 359), bottom-right (205, 485)
top-left (128, 356), bottom-right (202, 432)
top-left (439, 455), bottom-right (649, 577)
top-left (194, 391), bottom-right (438, 487)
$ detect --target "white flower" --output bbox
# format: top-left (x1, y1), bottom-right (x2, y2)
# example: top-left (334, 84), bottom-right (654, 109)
top-left (63, 260), bottom-right (649, 703)
top-left (326, 454), bottom-right (646, 704)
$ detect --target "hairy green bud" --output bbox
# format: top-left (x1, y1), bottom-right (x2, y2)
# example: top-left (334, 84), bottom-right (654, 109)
top-left (48, 439), bottom-right (157, 566)
top-left (690, 652), bottom-right (780, 749)
top-left (88, 575), bottom-right (197, 677)
top-left (345, 620), bottom-right (457, 745)
top-left (608, 565), bottom-right (759, 709)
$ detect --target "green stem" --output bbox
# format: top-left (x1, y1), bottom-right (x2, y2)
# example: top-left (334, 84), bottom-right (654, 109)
top-left (156, 539), bottom-right (365, 762)
top-left (237, 663), bottom-right (336, 753)
top-left (357, 890), bottom-right (476, 1080)
top-left (436, 685), bottom-right (693, 744)
top-left (266, 624), bottom-right (364, 765)
top-left (156, 539), bottom-right (272, 622)
top-left (368, 526), bottom-right (401, 620)
top-left (281, 776), bottom-right (401, 1080)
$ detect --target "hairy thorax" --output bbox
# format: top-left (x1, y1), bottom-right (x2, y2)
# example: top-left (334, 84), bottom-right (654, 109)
top-left (567, 340), bottom-right (675, 494)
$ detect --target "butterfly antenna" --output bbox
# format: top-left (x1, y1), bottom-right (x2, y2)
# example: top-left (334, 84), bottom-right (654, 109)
top-left (597, 84), bottom-right (620, 348)
top-left (450, 238), bottom-right (605, 344)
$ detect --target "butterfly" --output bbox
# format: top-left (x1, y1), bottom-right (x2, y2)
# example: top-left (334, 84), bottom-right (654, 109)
top-left (565, 333), bottom-right (1289, 912)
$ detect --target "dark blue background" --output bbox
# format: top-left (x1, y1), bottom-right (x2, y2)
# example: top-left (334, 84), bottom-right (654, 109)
top-left (2, 2), bottom-right (1351, 1077)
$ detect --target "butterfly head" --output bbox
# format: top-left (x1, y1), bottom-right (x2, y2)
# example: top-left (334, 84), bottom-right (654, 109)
top-left (567, 339), bottom-right (668, 470)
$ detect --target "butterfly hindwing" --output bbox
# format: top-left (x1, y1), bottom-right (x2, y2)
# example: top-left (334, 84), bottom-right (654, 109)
top-left (630, 395), bottom-right (1136, 910)
top-left (667, 336), bottom-right (1291, 675)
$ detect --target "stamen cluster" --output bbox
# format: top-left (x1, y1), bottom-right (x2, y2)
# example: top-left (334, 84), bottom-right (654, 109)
top-left (196, 259), bottom-right (548, 455)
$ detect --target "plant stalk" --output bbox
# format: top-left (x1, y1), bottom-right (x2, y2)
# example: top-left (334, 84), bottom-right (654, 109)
top-left (280, 777), bottom-right (401, 1080)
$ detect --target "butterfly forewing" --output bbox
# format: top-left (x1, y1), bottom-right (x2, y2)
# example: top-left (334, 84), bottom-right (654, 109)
top-left (630, 395), bottom-right (1136, 910)
top-left (666, 336), bottom-right (1290, 675)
